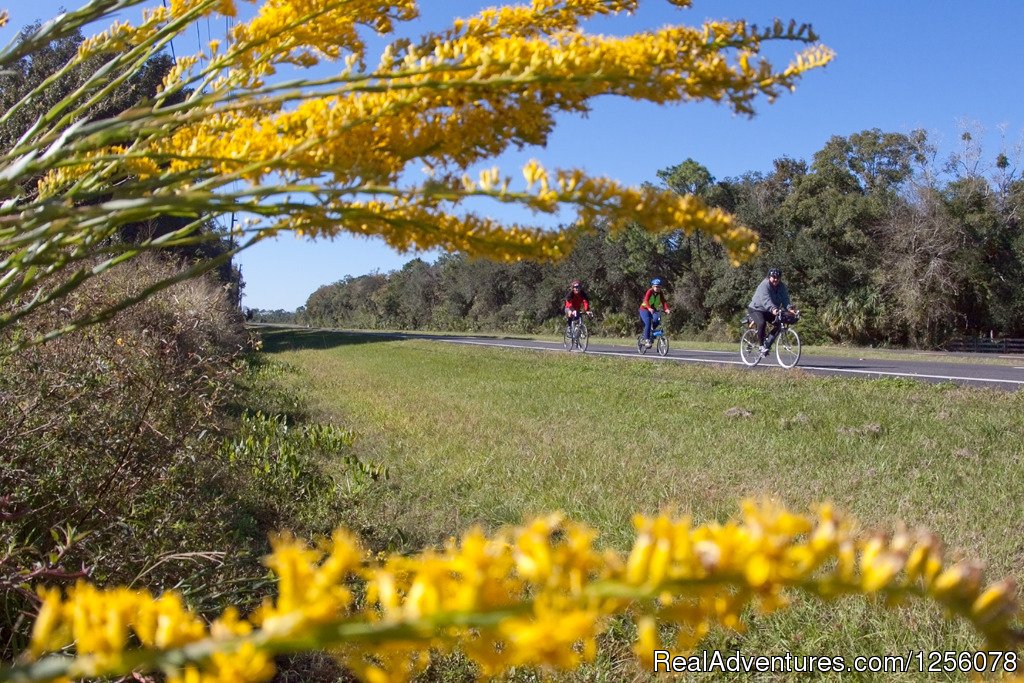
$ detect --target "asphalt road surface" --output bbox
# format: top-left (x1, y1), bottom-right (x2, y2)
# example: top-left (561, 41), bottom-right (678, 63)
top-left (424, 334), bottom-right (1024, 391)
top-left (255, 325), bottom-right (1024, 391)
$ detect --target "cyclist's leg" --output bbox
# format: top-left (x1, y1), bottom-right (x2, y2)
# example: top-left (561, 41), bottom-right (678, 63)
top-left (652, 312), bottom-right (661, 332)
top-left (639, 309), bottom-right (653, 340)
top-left (748, 307), bottom-right (767, 345)
top-left (764, 310), bottom-right (780, 346)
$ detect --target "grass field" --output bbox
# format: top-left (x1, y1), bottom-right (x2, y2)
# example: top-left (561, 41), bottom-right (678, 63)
top-left (256, 327), bottom-right (1024, 680)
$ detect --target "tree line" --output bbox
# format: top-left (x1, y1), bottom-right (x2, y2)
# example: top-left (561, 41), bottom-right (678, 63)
top-left (296, 128), bottom-right (1023, 348)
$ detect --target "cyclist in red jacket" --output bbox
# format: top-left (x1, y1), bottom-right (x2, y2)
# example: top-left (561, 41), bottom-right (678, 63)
top-left (564, 279), bottom-right (591, 333)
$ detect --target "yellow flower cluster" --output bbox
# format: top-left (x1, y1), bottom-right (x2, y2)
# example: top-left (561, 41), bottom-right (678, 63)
top-left (44, 0), bottom-right (834, 266)
top-left (9, 502), bottom-right (1021, 683)
top-left (442, 0), bottom-right (641, 44)
top-left (228, 0), bottom-right (418, 76)
top-left (242, 162), bottom-right (757, 263)
top-left (253, 529), bottom-right (361, 636)
top-left (156, 10), bottom-right (834, 175)
top-left (25, 583), bottom-right (269, 682)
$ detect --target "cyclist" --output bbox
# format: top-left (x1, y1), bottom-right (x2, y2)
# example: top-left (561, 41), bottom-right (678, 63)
top-left (639, 278), bottom-right (671, 347)
top-left (747, 267), bottom-right (796, 355)
top-left (564, 279), bottom-right (592, 333)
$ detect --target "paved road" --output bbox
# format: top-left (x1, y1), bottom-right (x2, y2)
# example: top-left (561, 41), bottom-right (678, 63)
top-left (254, 325), bottom-right (1024, 391)
top-left (425, 334), bottom-right (1024, 391)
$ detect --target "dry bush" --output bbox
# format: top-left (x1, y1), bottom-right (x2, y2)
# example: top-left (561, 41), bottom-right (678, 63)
top-left (0, 256), bottom-right (254, 657)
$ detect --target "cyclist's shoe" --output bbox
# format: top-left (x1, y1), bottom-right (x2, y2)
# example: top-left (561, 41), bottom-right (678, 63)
top-left (758, 345), bottom-right (769, 356)
top-left (644, 339), bottom-right (653, 348)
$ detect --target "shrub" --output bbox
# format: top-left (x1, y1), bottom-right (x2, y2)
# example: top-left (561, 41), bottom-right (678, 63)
top-left (596, 312), bottom-right (635, 338)
top-left (0, 256), bottom-right (251, 657)
top-left (791, 306), bottom-right (833, 346)
top-left (1, 260), bottom-right (390, 662)
top-left (220, 411), bottom-right (386, 533)
top-left (697, 316), bottom-right (734, 342)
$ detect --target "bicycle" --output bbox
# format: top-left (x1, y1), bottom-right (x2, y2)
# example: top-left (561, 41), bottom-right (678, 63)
top-left (636, 314), bottom-right (669, 357)
top-left (563, 311), bottom-right (591, 352)
top-left (739, 310), bottom-right (801, 368)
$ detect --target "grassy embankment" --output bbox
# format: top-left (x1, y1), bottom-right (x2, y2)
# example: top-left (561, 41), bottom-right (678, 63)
top-left (254, 327), bottom-right (1024, 679)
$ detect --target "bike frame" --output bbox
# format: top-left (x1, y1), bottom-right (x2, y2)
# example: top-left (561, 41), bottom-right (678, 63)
top-left (565, 311), bottom-right (590, 351)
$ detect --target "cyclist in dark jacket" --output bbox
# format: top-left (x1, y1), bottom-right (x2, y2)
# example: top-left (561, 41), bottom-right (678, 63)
top-left (747, 267), bottom-right (795, 352)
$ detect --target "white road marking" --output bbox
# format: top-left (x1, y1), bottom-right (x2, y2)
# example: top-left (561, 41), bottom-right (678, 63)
top-left (794, 365), bottom-right (1024, 385)
top-left (441, 339), bottom-right (1024, 386)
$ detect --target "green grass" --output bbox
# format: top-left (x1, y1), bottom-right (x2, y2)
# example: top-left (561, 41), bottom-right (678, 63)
top-left (255, 328), bottom-right (1024, 679)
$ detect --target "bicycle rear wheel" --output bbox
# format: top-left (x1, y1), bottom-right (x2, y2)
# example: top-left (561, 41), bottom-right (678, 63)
top-left (578, 322), bottom-right (589, 352)
top-left (656, 335), bottom-right (668, 356)
top-left (739, 329), bottom-right (762, 367)
top-left (636, 334), bottom-right (648, 355)
top-left (775, 327), bottom-right (801, 368)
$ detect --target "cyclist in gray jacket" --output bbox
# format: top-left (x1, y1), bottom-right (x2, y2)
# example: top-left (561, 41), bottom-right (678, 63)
top-left (747, 267), bottom-right (795, 352)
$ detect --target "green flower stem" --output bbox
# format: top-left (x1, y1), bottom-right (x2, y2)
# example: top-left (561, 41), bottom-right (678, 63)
top-left (0, 0), bottom-right (145, 66)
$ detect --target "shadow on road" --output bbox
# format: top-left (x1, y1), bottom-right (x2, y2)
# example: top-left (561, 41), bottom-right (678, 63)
top-left (252, 325), bottom-right (541, 353)
top-left (255, 327), bottom-right (405, 353)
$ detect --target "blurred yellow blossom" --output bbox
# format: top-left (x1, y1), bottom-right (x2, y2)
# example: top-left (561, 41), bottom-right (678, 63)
top-left (7, 501), bottom-right (1021, 682)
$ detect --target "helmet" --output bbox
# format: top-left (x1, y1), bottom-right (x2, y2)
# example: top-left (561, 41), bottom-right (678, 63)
top-left (768, 268), bottom-right (782, 279)
top-left (651, 278), bottom-right (663, 286)
top-left (570, 279), bottom-right (582, 288)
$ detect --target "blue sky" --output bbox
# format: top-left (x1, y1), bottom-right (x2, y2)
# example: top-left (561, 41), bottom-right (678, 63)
top-left (5, 1), bottom-right (1023, 310)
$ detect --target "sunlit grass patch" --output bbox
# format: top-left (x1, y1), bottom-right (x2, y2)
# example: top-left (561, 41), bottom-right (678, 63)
top-left (257, 328), bottom-right (1024, 671)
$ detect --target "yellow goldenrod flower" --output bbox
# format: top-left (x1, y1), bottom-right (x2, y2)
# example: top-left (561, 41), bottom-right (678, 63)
top-left (970, 578), bottom-right (1017, 627)
top-left (14, 500), bottom-right (1023, 683)
top-left (28, 587), bottom-right (70, 659)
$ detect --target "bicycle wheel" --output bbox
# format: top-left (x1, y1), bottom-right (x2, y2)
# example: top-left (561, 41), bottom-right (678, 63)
top-left (656, 335), bottom-right (669, 356)
top-left (739, 328), bottom-right (762, 367)
top-left (775, 327), bottom-right (801, 368)
top-left (563, 324), bottom-right (573, 351)
top-left (636, 334), bottom-right (649, 355)
top-left (577, 322), bottom-right (589, 352)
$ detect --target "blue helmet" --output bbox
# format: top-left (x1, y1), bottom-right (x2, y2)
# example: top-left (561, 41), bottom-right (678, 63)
top-left (768, 268), bottom-right (782, 279)
top-left (651, 278), bottom-right (663, 286)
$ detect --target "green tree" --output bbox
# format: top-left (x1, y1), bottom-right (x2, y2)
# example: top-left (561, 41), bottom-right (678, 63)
top-left (779, 130), bottom-right (923, 341)
top-left (876, 131), bottom-right (1024, 345)
top-left (386, 258), bottom-right (438, 329)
